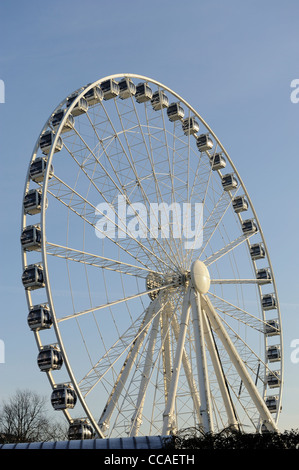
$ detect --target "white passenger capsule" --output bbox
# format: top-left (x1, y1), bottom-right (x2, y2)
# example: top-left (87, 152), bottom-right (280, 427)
top-left (23, 189), bottom-right (48, 215)
top-left (151, 90), bottom-right (169, 111)
top-left (66, 93), bottom-right (88, 116)
top-left (196, 134), bottom-right (213, 152)
top-left (262, 293), bottom-right (277, 310)
top-left (264, 319), bottom-right (280, 336)
top-left (84, 85), bottom-right (103, 105)
top-left (210, 153), bottom-right (226, 170)
top-left (100, 79), bottom-right (119, 100)
top-left (39, 130), bottom-right (63, 155)
top-left (51, 383), bottom-right (77, 410)
top-left (250, 243), bottom-right (265, 260)
top-left (51, 108), bottom-right (75, 133)
top-left (167, 102), bottom-right (184, 122)
top-left (29, 157), bottom-right (54, 183)
top-left (22, 263), bottom-right (45, 290)
top-left (232, 195), bottom-right (248, 213)
top-left (37, 345), bottom-right (63, 372)
top-left (118, 78), bottom-right (136, 99)
top-left (222, 173), bottom-right (238, 191)
top-left (68, 419), bottom-right (94, 440)
top-left (21, 224), bottom-right (41, 251)
top-left (135, 82), bottom-right (153, 103)
top-left (27, 304), bottom-right (52, 331)
top-left (267, 345), bottom-right (281, 362)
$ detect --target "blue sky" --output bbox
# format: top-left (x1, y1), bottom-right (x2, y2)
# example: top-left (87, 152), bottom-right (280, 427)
top-left (0, 0), bottom-right (298, 432)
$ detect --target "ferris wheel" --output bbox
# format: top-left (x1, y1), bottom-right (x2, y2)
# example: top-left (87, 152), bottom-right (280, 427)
top-left (21, 73), bottom-right (283, 439)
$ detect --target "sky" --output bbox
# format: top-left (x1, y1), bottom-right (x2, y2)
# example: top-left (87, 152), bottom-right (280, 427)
top-left (0, 0), bottom-right (298, 433)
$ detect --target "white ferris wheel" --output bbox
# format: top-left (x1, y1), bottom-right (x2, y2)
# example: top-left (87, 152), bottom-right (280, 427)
top-left (21, 74), bottom-right (283, 440)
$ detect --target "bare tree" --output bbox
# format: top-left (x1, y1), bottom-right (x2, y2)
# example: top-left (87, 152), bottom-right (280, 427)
top-left (0, 389), bottom-right (67, 443)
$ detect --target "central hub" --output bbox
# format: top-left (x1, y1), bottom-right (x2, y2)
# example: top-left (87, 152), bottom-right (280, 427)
top-left (190, 259), bottom-right (210, 294)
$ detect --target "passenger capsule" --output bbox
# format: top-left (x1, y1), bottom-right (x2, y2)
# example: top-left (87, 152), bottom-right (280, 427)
top-left (265, 395), bottom-right (279, 413)
top-left (66, 93), bottom-right (88, 116)
top-left (118, 78), bottom-right (136, 100)
top-left (84, 85), bottom-right (103, 105)
top-left (256, 268), bottom-right (272, 283)
top-left (22, 263), bottom-right (45, 290)
top-left (242, 219), bottom-right (258, 235)
top-left (21, 224), bottom-right (41, 251)
top-left (100, 79), bottom-right (119, 100)
top-left (51, 108), bottom-right (75, 133)
top-left (182, 117), bottom-right (199, 135)
top-left (29, 157), bottom-right (54, 183)
top-left (265, 319), bottom-right (280, 336)
top-left (135, 82), bottom-right (153, 103)
top-left (267, 371), bottom-right (281, 388)
top-left (250, 243), bottom-right (265, 260)
top-left (23, 189), bottom-right (47, 215)
top-left (267, 345), bottom-right (281, 362)
top-left (68, 419), bottom-right (94, 440)
top-left (210, 153), bottom-right (226, 170)
top-left (37, 345), bottom-right (63, 372)
top-left (222, 173), bottom-right (238, 191)
top-left (232, 195), bottom-right (248, 213)
top-left (27, 304), bottom-right (52, 331)
top-left (51, 384), bottom-right (77, 410)
top-left (262, 293), bottom-right (277, 310)
top-left (196, 134), bottom-right (213, 152)
top-left (167, 102), bottom-right (185, 122)
top-left (151, 90), bottom-right (169, 111)
top-left (39, 131), bottom-right (63, 155)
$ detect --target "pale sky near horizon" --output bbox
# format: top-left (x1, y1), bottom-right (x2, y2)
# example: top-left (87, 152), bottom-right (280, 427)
top-left (0, 0), bottom-right (299, 432)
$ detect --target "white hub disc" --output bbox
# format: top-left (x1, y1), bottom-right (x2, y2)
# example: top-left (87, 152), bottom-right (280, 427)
top-left (191, 259), bottom-right (211, 294)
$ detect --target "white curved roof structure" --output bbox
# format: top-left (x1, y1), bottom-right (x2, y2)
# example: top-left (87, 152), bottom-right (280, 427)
top-left (0, 435), bottom-right (167, 450)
